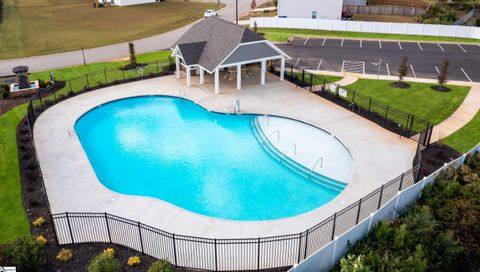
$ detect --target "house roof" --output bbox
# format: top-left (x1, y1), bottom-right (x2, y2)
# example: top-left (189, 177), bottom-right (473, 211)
top-left (173, 17), bottom-right (267, 72)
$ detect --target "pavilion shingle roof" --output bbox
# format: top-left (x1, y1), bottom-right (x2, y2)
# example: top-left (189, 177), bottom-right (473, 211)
top-left (173, 17), bottom-right (265, 72)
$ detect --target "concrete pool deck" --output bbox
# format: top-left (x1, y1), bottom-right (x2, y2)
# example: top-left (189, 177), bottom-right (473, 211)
top-left (34, 73), bottom-right (418, 239)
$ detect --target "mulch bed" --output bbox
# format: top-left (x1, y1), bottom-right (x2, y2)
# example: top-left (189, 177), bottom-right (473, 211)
top-left (389, 81), bottom-right (411, 89)
top-left (431, 85), bottom-right (451, 92)
top-left (0, 97), bottom-right (29, 115)
top-left (420, 142), bottom-right (462, 177)
top-left (119, 63), bottom-right (147, 71)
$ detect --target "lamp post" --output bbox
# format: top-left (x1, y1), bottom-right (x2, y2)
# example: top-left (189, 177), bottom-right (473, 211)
top-left (81, 47), bottom-right (87, 66)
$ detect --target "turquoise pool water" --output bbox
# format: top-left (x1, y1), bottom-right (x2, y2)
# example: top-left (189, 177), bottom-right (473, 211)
top-left (75, 96), bottom-right (343, 221)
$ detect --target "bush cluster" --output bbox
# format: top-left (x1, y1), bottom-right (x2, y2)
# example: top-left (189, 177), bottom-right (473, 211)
top-left (339, 152), bottom-right (480, 271)
top-left (417, 4), bottom-right (458, 25)
top-left (1, 84), bottom-right (9, 99)
top-left (4, 236), bottom-right (45, 271)
top-left (87, 248), bottom-right (121, 272)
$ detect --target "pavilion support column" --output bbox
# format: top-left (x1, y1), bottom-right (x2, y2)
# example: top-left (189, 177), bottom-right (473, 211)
top-left (214, 69), bottom-right (220, 94)
top-left (236, 64), bottom-right (242, 90)
top-left (175, 57), bottom-right (181, 79)
top-left (199, 67), bottom-right (205, 85)
top-left (261, 60), bottom-right (266, 85)
top-left (186, 66), bottom-right (191, 87)
top-left (280, 57), bottom-right (285, 81)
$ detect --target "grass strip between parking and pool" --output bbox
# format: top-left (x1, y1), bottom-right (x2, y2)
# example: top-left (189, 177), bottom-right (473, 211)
top-left (443, 110), bottom-right (480, 153)
top-left (259, 28), bottom-right (480, 44)
top-left (342, 79), bottom-right (471, 128)
top-left (0, 105), bottom-right (30, 244)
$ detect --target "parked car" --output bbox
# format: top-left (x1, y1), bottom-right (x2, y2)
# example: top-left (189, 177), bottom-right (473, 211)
top-left (204, 9), bottom-right (218, 18)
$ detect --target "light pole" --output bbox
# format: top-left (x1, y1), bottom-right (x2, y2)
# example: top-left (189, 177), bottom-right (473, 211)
top-left (235, 0), bottom-right (238, 24)
top-left (81, 47), bottom-right (87, 66)
top-left (372, 58), bottom-right (382, 79)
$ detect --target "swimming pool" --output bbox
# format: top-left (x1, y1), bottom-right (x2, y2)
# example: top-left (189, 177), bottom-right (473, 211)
top-left (75, 96), bottom-right (350, 221)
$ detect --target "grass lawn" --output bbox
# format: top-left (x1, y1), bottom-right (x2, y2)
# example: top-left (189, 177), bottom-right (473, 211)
top-left (344, 79), bottom-right (470, 128)
top-left (259, 28), bottom-right (480, 44)
top-left (443, 110), bottom-right (480, 153)
top-left (0, 0), bottom-right (221, 59)
top-left (0, 105), bottom-right (30, 244)
top-left (29, 51), bottom-right (172, 81)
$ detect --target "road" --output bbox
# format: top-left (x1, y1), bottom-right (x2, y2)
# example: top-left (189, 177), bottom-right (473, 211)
top-left (0, 0), bottom-right (259, 76)
top-left (277, 37), bottom-right (480, 83)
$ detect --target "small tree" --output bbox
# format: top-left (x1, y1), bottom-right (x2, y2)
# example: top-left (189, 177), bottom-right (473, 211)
top-left (438, 60), bottom-right (449, 86)
top-left (250, 0), bottom-right (257, 10)
top-left (253, 21), bottom-right (258, 33)
top-left (398, 55), bottom-right (408, 82)
top-left (128, 42), bottom-right (137, 66)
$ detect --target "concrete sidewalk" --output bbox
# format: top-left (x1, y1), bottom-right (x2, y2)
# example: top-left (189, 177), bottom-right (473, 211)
top-left (431, 84), bottom-right (480, 142)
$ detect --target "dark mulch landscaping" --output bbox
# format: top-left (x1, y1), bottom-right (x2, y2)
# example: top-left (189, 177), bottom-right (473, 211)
top-left (420, 142), bottom-right (462, 177)
top-left (431, 85), bottom-right (451, 92)
top-left (119, 63), bottom-right (147, 71)
top-left (389, 81), bottom-right (410, 89)
top-left (0, 97), bottom-right (29, 115)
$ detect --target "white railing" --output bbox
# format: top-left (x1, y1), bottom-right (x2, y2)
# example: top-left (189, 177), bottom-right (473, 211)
top-left (250, 17), bottom-right (480, 39)
top-left (290, 144), bottom-right (480, 272)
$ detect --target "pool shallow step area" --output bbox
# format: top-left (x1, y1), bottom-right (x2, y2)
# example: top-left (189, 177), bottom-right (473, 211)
top-left (250, 117), bottom-right (348, 192)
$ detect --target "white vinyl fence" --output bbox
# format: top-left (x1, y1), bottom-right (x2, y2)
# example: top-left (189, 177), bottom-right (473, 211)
top-left (250, 17), bottom-right (480, 39)
top-left (290, 144), bottom-right (480, 272)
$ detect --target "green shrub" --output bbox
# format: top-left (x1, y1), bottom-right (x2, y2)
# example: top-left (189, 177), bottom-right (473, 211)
top-left (87, 250), bottom-right (121, 272)
top-left (148, 259), bottom-right (173, 272)
top-left (1, 84), bottom-right (9, 99)
top-left (5, 236), bottom-right (45, 272)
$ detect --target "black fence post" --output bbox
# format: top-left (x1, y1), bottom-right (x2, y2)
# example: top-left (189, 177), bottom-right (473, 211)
top-left (214, 238), bottom-right (218, 271)
top-left (172, 234), bottom-right (178, 266)
top-left (105, 213), bottom-right (112, 243)
top-left (409, 115), bottom-right (415, 133)
top-left (38, 93), bottom-right (44, 112)
top-left (367, 98), bottom-right (372, 117)
top-left (351, 90), bottom-right (356, 104)
top-left (303, 229), bottom-right (309, 259)
top-left (104, 69), bottom-right (108, 84)
top-left (65, 212), bottom-right (74, 244)
top-left (257, 237), bottom-right (261, 271)
top-left (384, 106), bottom-right (389, 127)
top-left (137, 222), bottom-right (144, 254)
top-left (50, 214), bottom-right (60, 245)
top-left (398, 173), bottom-right (405, 191)
top-left (378, 185), bottom-right (385, 209)
top-left (309, 73), bottom-right (313, 92)
top-left (290, 65), bottom-right (293, 78)
top-left (156, 60), bottom-right (160, 74)
top-left (355, 199), bottom-right (362, 224)
top-left (301, 70), bottom-right (305, 87)
top-left (122, 69), bottom-right (125, 81)
top-left (297, 233), bottom-right (303, 263)
top-left (68, 79), bottom-right (73, 92)
top-left (85, 74), bottom-right (90, 88)
top-left (322, 78), bottom-right (326, 92)
top-left (52, 86), bottom-right (58, 102)
top-left (331, 213), bottom-right (337, 240)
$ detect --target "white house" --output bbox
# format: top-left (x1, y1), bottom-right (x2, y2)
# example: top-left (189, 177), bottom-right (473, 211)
top-left (277, 0), bottom-right (343, 20)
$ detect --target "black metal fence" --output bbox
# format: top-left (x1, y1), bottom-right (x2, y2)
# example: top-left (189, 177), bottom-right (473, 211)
top-left (26, 60), bottom-right (426, 271)
top-left (278, 66), bottom-right (434, 147)
top-left (49, 164), bottom-right (422, 271)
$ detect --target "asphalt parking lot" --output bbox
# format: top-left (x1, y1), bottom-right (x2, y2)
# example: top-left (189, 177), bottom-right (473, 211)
top-left (276, 37), bottom-right (480, 83)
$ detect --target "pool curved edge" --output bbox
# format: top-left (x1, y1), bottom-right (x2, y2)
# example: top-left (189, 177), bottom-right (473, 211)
top-left (33, 77), bottom-right (417, 239)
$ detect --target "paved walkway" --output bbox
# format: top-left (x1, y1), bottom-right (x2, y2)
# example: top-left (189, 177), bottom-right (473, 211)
top-left (35, 73), bottom-right (417, 239)
top-left (333, 75), bottom-right (358, 86)
top-left (431, 84), bottom-right (480, 142)
top-left (0, 0), bottom-right (264, 75)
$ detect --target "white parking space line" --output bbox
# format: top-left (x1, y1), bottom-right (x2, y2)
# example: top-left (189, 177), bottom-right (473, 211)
top-left (461, 68), bottom-right (473, 82)
top-left (437, 43), bottom-right (445, 52)
top-left (322, 38), bottom-right (327, 46)
top-left (410, 64), bottom-right (417, 78)
top-left (341, 39), bottom-right (344, 47)
top-left (457, 43), bottom-right (467, 53)
top-left (342, 60), bottom-right (365, 74)
top-left (294, 57), bottom-right (301, 68)
top-left (435, 66), bottom-right (440, 74)
top-left (398, 41), bottom-right (402, 50)
top-left (379, 40), bottom-right (382, 49)
top-left (417, 42), bottom-right (423, 51)
top-left (386, 63), bottom-right (390, 76)
top-left (317, 59), bottom-right (323, 70)
top-left (303, 38), bottom-right (309, 46)
top-left (360, 40), bottom-right (363, 48)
